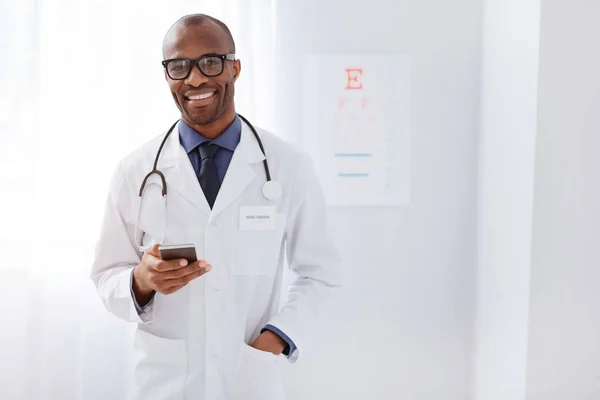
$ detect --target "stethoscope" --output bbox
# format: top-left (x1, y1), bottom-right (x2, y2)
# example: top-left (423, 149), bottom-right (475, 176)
top-left (135, 114), bottom-right (282, 251)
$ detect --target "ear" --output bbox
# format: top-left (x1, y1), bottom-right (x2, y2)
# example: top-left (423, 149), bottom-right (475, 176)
top-left (232, 59), bottom-right (241, 82)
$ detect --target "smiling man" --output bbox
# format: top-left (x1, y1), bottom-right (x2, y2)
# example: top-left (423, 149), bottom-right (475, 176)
top-left (161, 15), bottom-right (238, 138)
top-left (90, 13), bottom-right (342, 400)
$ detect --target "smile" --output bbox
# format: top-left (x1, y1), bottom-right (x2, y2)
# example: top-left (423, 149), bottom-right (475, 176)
top-left (186, 91), bottom-right (215, 100)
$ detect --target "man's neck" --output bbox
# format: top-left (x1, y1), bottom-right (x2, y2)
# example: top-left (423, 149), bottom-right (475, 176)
top-left (184, 109), bottom-right (237, 140)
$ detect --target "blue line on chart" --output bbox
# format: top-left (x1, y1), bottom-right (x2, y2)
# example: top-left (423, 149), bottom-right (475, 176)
top-left (334, 153), bottom-right (372, 157)
top-left (338, 173), bottom-right (369, 177)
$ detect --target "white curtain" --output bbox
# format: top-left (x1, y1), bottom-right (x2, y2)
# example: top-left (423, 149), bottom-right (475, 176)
top-left (0, 1), bottom-right (277, 398)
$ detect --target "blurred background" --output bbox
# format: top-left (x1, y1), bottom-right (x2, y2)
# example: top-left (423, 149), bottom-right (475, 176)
top-left (1, 0), bottom-right (599, 399)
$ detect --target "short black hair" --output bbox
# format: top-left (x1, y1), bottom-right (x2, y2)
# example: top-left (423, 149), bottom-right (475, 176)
top-left (163, 14), bottom-right (236, 57)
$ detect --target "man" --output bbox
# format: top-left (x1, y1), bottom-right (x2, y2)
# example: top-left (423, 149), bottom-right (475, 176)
top-left (90, 13), bottom-right (342, 400)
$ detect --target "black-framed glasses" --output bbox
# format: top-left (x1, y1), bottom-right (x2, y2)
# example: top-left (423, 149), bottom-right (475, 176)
top-left (161, 53), bottom-right (236, 80)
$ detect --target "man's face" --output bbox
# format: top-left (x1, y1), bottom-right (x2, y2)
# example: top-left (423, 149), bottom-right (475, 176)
top-left (163, 23), bottom-right (240, 126)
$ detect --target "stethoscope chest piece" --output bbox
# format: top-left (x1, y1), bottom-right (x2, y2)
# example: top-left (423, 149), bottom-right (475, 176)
top-left (262, 181), bottom-right (282, 201)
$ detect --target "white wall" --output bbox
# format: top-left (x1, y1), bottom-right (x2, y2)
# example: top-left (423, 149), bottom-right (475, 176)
top-left (475, 1), bottom-right (600, 399)
top-left (526, 1), bottom-right (600, 399)
top-left (473, 0), bottom-right (540, 399)
top-left (275, 1), bottom-right (482, 398)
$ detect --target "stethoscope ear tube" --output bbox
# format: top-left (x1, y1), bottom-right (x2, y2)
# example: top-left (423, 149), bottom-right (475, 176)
top-left (139, 169), bottom-right (167, 197)
top-left (138, 120), bottom-right (179, 197)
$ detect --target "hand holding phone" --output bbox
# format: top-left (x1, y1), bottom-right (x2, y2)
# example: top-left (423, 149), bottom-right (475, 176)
top-left (132, 244), bottom-right (211, 302)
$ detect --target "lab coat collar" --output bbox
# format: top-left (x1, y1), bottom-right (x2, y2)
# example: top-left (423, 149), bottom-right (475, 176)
top-left (159, 120), bottom-right (266, 218)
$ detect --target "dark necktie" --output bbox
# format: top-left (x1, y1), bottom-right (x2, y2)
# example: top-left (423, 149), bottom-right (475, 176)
top-left (198, 142), bottom-right (221, 208)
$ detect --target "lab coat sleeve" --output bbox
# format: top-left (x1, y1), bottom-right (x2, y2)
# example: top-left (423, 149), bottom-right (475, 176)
top-left (90, 163), bottom-right (155, 324)
top-left (265, 153), bottom-right (343, 363)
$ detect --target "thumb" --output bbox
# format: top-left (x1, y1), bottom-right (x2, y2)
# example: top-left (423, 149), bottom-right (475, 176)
top-left (147, 243), bottom-right (162, 258)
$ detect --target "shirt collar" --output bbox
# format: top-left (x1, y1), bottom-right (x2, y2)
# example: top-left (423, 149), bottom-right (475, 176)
top-left (178, 115), bottom-right (242, 154)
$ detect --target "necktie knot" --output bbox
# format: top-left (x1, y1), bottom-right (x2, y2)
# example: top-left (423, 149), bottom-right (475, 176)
top-left (198, 142), bottom-right (220, 160)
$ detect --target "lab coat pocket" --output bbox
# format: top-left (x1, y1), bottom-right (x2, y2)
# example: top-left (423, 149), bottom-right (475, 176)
top-left (231, 212), bottom-right (286, 276)
top-left (130, 329), bottom-right (187, 400)
top-left (232, 343), bottom-right (286, 400)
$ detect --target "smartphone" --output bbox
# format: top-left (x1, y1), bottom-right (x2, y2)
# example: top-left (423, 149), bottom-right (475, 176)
top-left (158, 243), bottom-right (198, 263)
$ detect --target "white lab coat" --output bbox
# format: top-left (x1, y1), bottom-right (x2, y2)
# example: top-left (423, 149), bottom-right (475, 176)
top-left (90, 121), bottom-right (342, 400)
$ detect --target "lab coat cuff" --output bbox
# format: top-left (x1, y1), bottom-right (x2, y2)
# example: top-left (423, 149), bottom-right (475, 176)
top-left (129, 269), bottom-right (155, 314)
top-left (127, 268), bottom-right (155, 323)
top-left (261, 324), bottom-right (297, 358)
top-left (262, 320), bottom-right (301, 363)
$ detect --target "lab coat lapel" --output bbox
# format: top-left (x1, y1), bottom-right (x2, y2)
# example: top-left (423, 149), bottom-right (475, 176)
top-left (210, 122), bottom-right (265, 220)
top-left (159, 121), bottom-right (211, 217)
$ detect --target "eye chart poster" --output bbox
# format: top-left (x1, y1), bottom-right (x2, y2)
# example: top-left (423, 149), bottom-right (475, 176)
top-left (301, 53), bottom-right (411, 206)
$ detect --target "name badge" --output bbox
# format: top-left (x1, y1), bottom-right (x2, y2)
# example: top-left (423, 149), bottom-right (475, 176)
top-left (239, 206), bottom-right (277, 231)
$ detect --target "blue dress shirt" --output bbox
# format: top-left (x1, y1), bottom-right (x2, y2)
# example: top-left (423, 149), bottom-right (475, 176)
top-left (178, 115), bottom-right (242, 182)
top-left (131, 115), bottom-right (296, 357)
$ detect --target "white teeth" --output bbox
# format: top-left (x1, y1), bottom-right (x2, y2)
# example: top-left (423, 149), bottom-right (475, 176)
top-left (188, 92), bottom-right (214, 100)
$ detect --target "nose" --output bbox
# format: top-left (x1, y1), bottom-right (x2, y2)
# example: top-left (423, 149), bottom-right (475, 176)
top-left (185, 64), bottom-right (209, 87)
